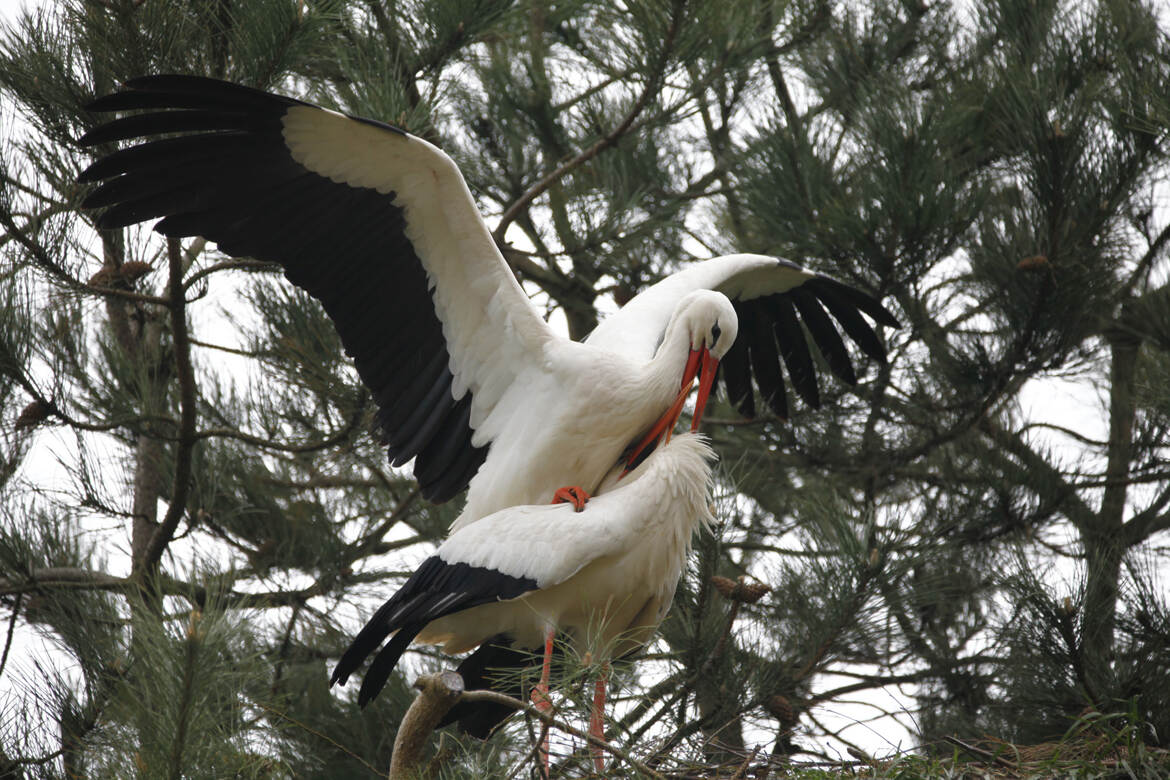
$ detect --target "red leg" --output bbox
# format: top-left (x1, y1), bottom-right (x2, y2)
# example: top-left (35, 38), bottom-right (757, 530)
top-left (551, 485), bottom-right (590, 511)
top-left (590, 663), bottom-right (609, 774)
top-left (530, 626), bottom-right (555, 775)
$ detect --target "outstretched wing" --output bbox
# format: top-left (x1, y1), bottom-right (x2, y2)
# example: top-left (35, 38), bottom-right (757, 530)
top-left (78, 75), bottom-right (556, 502)
top-left (585, 254), bottom-right (899, 419)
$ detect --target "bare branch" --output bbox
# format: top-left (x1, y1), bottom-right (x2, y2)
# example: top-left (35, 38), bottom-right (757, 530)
top-left (137, 239), bottom-right (198, 578)
top-left (389, 672), bottom-right (465, 779)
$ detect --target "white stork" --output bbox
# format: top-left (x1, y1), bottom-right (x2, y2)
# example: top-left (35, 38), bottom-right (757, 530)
top-left (329, 432), bottom-right (716, 771)
top-left (77, 75), bottom-right (898, 525)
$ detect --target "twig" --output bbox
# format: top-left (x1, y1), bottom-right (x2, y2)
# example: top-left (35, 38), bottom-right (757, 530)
top-left (188, 338), bottom-right (262, 357)
top-left (730, 745), bottom-right (759, 779)
top-left (459, 689), bottom-right (667, 779)
top-left (182, 257), bottom-right (280, 290)
top-left (0, 593), bottom-right (22, 682)
top-left (942, 735), bottom-right (1018, 770)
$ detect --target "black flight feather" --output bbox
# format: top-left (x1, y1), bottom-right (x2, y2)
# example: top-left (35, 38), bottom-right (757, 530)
top-left (767, 294), bottom-right (820, 408)
top-left (806, 279), bottom-right (889, 364)
top-left (79, 75), bottom-right (488, 502)
top-left (718, 333), bottom-right (756, 418)
top-left (788, 287), bottom-right (856, 385)
top-left (744, 299), bottom-right (790, 419)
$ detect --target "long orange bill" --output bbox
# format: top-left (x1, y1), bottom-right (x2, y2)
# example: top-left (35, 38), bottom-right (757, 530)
top-left (690, 348), bottom-right (720, 432)
top-left (622, 349), bottom-right (703, 475)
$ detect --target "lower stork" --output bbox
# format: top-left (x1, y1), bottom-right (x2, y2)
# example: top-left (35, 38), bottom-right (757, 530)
top-left (330, 433), bottom-right (716, 772)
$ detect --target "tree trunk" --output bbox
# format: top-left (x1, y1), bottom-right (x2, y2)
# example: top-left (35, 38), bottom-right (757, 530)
top-left (1083, 329), bottom-right (1139, 699)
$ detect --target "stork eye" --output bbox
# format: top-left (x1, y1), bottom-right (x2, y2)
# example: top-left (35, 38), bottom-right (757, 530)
top-left (710, 322), bottom-right (722, 344)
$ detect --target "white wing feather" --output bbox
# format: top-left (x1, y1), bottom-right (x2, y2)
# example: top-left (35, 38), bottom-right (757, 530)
top-left (281, 106), bottom-right (557, 430)
top-left (437, 434), bottom-right (716, 588)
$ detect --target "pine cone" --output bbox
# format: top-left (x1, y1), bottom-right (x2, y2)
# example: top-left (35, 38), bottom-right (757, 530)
top-left (118, 261), bottom-right (152, 285)
top-left (15, 399), bottom-right (51, 430)
top-left (711, 575), bottom-right (771, 604)
top-left (765, 693), bottom-right (797, 731)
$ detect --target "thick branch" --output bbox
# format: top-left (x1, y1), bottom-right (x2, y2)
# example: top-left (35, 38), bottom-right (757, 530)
top-left (1100, 331), bottom-right (1139, 530)
top-left (389, 672), bottom-right (465, 779)
top-left (136, 239), bottom-right (198, 578)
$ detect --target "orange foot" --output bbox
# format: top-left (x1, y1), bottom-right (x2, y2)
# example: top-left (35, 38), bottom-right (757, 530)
top-left (551, 486), bottom-right (590, 512)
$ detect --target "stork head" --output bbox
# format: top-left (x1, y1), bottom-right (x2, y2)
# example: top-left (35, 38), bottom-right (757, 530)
top-left (673, 290), bottom-right (738, 432)
top-left (675, 290), bottom-right (739, 362)
top-left (624, 293), bottom-right (739, 476)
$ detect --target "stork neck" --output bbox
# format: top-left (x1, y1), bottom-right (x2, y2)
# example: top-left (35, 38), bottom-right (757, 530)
top-left (646, 317), bottom-right (695, 392)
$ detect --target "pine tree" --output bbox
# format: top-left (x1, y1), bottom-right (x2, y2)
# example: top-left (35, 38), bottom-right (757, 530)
top-left (1, 0), bottom-right (1169, 778)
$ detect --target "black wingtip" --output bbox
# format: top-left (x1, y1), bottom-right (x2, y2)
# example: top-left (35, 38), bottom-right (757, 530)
top-left (356, 624), bottom-right (421, 707)
top-left (873, 304), bottom-right (900, 329)
top-left (76, 163), bottom-right (101, 183)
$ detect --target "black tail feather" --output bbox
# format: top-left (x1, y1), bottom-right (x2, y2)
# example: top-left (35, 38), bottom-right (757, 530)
top-left (358, 622), bottom-right (427, 708)
top-left (329, 557), bottom-right (537, 706)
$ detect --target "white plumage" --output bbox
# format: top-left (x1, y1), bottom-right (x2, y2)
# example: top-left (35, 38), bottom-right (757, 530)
top-left (422, 433), bottom-right (715, 655)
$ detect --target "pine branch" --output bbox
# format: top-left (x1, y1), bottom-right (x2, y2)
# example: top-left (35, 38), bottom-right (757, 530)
top-left (0, 208), bottom-right (170, 306)
top-left (193, 407), bottom-right (365, 453)
top-left (0, 567), bottom-right (129, 596)
top-left (136, 240), bottom-right (198, 580)
top-left (0, 566), bottom-right (387, 611)
top-left (1125, 484), bottom-right (1170, 546)
top-left (491, 0), bottom-right (689, 242)
top-left (458, 689), bottom-right (667, 779)
top-left (166, 615), bottom-right (201, 780)
top-left (1120, 221), bottom-right (1170, 300)
top-left (977, 417), bottom-right (1097, 534)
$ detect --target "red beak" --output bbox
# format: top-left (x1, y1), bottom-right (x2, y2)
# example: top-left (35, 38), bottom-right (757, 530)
top-left (690, 348), bottom-right (719, 432)
top-left (623, 348), bottom-right (716, 476)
